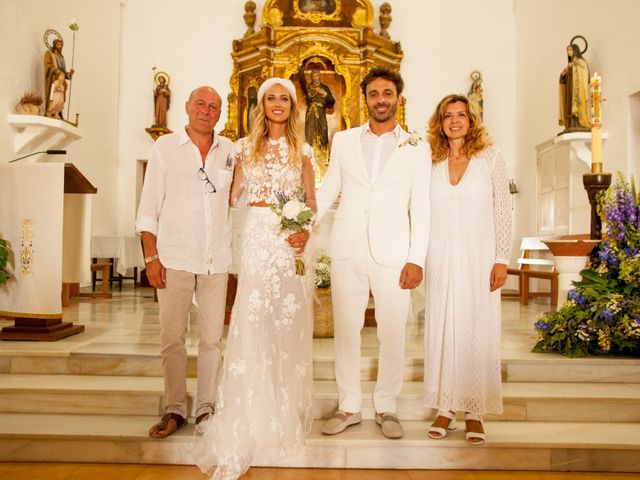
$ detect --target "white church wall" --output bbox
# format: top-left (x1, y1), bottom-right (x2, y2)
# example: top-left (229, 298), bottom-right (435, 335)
top-left (116, 0), bottom-right (517, 236)
top-left (0, 0), bottom-right (122, 236)
top-left (515, 0), bottom-right (640, 249)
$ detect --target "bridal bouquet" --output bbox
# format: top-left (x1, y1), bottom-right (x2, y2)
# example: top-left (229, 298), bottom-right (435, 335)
top-left (271, 190), bottom-right (314, 275)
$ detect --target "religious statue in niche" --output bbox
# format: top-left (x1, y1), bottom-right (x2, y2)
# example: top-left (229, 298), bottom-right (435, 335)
top-left (559, 35), bottom-right (590, 134)
top-left (153, 72), bottom-right (171, 128)
top-left (145, 69), bottom-right (173, 141)
top-left (43, 29), bottom-right (74, 120)
top-left (298, 58), bottom-right (336, 178)
top-left (468, 70), bottom-right (483, 120)
top-left (299, 0), bottom-right (336, 14)
top-left (246, 86), bottom-right (258, 132)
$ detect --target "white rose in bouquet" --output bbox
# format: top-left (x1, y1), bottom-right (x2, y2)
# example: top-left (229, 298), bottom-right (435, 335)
top-left (267, 210), bottom-right (282, 226)
top-left (282, 199), bottom-right (304, 220)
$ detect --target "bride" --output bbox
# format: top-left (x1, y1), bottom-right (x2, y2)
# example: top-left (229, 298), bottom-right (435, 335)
top-left (195, 77), bottom-right (316, 479)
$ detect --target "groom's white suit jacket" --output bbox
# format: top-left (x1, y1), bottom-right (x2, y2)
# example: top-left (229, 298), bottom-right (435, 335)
top-left (316, 125), bottom-right (431, 268)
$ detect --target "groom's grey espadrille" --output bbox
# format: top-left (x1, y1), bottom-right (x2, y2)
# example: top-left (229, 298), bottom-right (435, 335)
top-left (321, 410), bottom-right (362, 435)
top-left (375, 412), bottom-right (404, 439)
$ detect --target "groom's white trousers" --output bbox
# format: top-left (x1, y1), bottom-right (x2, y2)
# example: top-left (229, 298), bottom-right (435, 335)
top-left (331, 236), bottom-right (411, 414)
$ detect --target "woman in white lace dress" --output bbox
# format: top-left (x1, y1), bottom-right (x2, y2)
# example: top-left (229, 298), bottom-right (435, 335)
top-left (423, 94), bottom-right (511, 445)
top-left (195, 78), bottom-right (316, 479)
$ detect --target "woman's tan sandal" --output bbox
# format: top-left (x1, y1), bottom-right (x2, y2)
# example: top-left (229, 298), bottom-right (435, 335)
top-left (428, 410), bottom-right (457, 439)
top-left (464, 412), bottom-right (486, 445)
top-left (149, 413), bottom-right (187, 438)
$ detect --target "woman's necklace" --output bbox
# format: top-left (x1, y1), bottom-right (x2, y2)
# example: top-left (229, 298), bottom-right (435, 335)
top-left (448, 147), bottom-right (462, 161)
top-left (448, 147), bottom-right (468, 185)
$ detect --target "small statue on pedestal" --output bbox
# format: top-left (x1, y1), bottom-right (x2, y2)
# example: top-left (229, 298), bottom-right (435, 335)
top-left (559, 35), bottom-right (590, 134)
top-left (146, 70), bottom-right (173, 140)
top-left (43, 30), bottom-right (74, 120)
top-left (153, 74), bottom-right (171, 128)
top-left (468, 70), bottom-right (484, 120)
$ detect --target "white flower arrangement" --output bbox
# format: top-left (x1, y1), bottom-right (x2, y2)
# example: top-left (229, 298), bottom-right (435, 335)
top-left (399, 130), bottom-right (422, 148)
top-left (314, 249), bottom-right (331, 288)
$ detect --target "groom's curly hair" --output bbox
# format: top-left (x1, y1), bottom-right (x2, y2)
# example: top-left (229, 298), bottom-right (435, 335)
top-left (360, 67), bottom-right (404, 96)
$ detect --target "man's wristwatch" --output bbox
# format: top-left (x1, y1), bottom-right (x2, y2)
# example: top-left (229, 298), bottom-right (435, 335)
top-left (144, 254), bottom-right (159, 264)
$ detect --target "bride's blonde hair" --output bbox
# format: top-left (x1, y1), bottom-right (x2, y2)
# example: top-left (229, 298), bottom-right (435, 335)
top-left (247, 83), bottom-right (304, 166)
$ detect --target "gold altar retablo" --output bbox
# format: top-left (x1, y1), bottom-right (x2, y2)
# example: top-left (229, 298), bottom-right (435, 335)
top-left (222, 1), bottom-right (406, 180)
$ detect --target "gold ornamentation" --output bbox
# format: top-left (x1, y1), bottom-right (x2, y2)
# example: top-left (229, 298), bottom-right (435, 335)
top-left (20, 219), bottom-right (34, 276)
top-left (224, 0), bottom-right (403, 148)
top-left (351, 8), bottom-right (368, 28)
top-left (378, 3), bottom-right (392, 38)
top-left (264, 7), bottom-right (283, 27)
top-left (243, 1), bottom-right (257, 37)
top-left (144, 126), bottom-right (172, 141)
top-left (221, 72), bottom-right (240, 140)
top-left (293, 0), bottom-right (342, 24)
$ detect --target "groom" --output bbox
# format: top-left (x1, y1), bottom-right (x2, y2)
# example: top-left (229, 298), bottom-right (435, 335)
top-left (316, 67), bottom-right (431, 438)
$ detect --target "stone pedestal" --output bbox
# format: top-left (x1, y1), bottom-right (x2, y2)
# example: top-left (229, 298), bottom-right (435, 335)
top-left (542, 235), bottom-right (600, 308)
top-left (535, 132), bottom-right (608, 236)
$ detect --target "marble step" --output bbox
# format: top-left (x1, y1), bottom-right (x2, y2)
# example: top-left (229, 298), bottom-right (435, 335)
top-left (0, 413), bottom-right (638, 472)
top-left (3, 344), bottom-right (640, 383)
top-left (1, 374), bottom-right (639, 423)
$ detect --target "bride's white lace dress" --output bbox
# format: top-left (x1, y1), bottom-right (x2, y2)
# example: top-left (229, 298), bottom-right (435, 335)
top-left (195, 137), bottom-right (315, 480)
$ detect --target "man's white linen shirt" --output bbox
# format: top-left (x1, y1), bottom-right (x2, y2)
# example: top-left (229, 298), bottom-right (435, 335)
top-left (135, 128), bottom-right (235, 275)
top-left (361, 121), bottom-right (401, 182)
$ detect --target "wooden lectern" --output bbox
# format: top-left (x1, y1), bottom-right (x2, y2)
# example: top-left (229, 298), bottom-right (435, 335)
top-left (0, 163), bottom-right (96, 341)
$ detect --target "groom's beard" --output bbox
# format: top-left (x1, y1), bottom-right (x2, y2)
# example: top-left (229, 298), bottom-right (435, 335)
top-left (368, 100), bottom-right (398, 123)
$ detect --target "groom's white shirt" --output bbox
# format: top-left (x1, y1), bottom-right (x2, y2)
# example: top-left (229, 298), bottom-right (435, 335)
top-left (316, 123), bottom-right (431, 268)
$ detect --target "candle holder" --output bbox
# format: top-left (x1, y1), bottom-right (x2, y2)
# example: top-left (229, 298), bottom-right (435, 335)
top-left (583, 171), bottom-right (611, 239)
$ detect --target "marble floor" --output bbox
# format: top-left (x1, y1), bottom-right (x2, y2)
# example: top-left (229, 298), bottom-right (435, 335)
top-left (1, 286), bottom-right (639, 472)
top-left (0, 283), bottom-right (554, 360)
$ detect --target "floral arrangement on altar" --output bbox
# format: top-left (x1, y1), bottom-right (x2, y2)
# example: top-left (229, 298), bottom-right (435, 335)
top-left (533, 174), bottom-right (640, 358)
top-left (314, 249), bottom-right (331, 289)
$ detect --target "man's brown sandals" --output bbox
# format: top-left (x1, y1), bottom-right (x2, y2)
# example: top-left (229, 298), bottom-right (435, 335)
top-left (149, 413), bottom-right (187, 438)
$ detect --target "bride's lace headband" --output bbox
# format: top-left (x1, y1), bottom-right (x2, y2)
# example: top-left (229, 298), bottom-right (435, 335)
top-left (257, 77), bottom-right (297, 104)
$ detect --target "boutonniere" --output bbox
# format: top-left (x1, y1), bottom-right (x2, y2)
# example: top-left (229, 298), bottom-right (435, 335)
top-left (399, 131), bottom-right (423, 148)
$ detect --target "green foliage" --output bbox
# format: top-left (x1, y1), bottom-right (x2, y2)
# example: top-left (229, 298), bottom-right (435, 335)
top-left (0, 239), bottom-right (9, 286)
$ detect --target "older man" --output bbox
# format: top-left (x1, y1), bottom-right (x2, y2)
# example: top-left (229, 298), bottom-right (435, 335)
top-left (136, 86), bottom-right (235, 438)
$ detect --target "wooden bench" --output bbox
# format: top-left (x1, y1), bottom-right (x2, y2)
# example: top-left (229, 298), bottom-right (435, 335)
top-left (503, 236), bottom-right (558, 306)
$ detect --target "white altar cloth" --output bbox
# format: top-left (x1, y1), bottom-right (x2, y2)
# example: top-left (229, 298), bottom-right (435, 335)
top-left (91, 236), bottom-right (145, 276)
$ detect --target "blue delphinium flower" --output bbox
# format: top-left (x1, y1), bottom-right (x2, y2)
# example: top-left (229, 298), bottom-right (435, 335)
top-left (601, 308), bottom-right (614, 322)
top-left (534, 320), bottom-right (551, 331)
top-left (568, 289), bottom-right (588, 306)
top-left (598, 243), bottom-right (619, 268)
